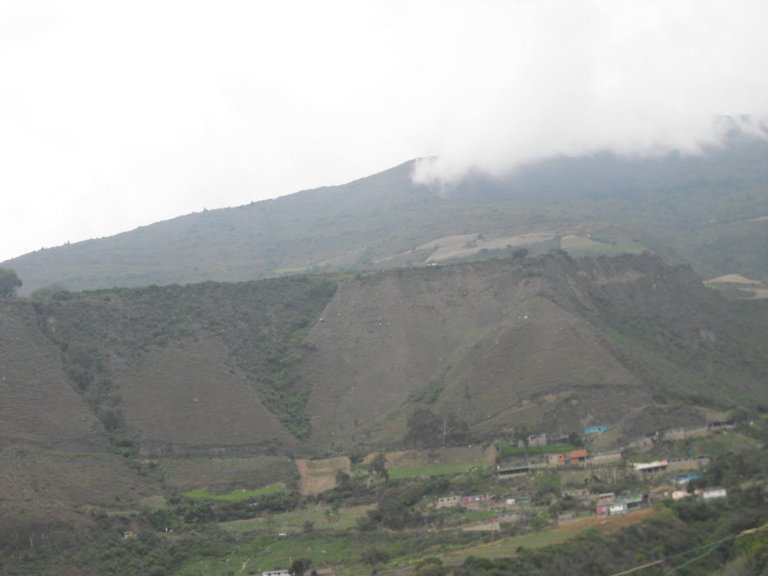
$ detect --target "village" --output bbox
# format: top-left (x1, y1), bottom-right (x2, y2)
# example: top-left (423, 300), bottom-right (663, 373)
top-left (233, 417), bottom-right (745, 576)
top-left (444, 420), bottom-right (735, 530)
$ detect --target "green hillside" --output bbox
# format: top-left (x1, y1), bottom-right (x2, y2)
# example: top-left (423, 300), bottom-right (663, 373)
top-left (2, 253), bottom-right (765, 458)
top-left (2, 252), bottom-right (768, 573)
top-left (5, 134), bottom-right (768, 293)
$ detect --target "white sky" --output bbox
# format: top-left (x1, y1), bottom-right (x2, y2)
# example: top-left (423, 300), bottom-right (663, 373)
top-left (1, 0), bottom-right (767, 262)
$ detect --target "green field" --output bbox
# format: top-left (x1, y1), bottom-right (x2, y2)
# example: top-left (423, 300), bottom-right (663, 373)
top-left (388, 461), bottom-right (485, 480)
top-left (219, 503), bottom-right (373, 534)
top-left (497, 443), bottom-right (577, 459)
top-left (183, 483), bottom-right (287, 503)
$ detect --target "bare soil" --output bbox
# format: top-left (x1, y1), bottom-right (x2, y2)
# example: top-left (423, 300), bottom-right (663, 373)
top-left (296, 456), bottom-right (351, 496)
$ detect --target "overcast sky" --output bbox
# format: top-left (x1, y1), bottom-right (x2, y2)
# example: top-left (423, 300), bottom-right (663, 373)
top-left (1, 0), bottom-right (767, 262)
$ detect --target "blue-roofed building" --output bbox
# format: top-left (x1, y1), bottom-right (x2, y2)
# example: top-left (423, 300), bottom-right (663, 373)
top-left (584, 425), bottom-right (610, 434)
top-left (670, 473), bottom-right (702, 485)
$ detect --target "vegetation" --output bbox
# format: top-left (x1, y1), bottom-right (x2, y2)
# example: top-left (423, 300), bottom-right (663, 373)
top-left (32, 275), bottom-right (337, 441)
top-left (7, 135), bottom-right (768, 294)
top-left (404, 408), bottom-right (470, 448)
top-left (0, 267), bottom-right (21, 298)
top-left (182, 484), bottom-right (287, 503)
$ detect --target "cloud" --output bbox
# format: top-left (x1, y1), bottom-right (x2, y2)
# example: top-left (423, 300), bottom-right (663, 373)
top-left (2, 1), bottom-right (768, 261)
top-left (412, 0), bottom-right (768, 183)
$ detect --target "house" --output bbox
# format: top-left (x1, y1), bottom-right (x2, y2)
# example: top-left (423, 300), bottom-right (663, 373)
top-left (563, 488), bottom-right (590, 500)
top-left (708, 421), bottom-right (735, 432)
top-left (597, 494), bottom-right (649, 516)
top-left (548, 449), bottom-right (589, 467)
top-left (497, 463), bottom-right (531, 478)
top-left (633, 459), bottom-right (668, 475)
top-left (595, 492), bottom-right (615, 516)
top-left (460, 495), bottom-right (491, 510)
top-left (609, 503), bottom-right (627, 516)
top-left (589, 450), bottom-right (623, 465)
top-left (702, 488), bottom-right (727, 500)
top-left (436, 496), bottom-right (460, 509)
top-left (569, 449), bottom-right (588, 464)
top-left (670, 473), bottom-right (702, 485)
top-left (584, 425), bottom-right (610, 434)
top-left (517, 432), bottom-right (547, 448)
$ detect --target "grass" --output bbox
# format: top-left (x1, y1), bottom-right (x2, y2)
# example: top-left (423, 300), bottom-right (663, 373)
top-left (388, 461), bottom-right (485, 480)
top-left (175, 531), bottom-right (415, 576)
top-left (497, 443), bottom-right (577, 459)
top-left (567, 240), bottom-right (647, 255)
top-left (182, 483), bottom-right (287, 503)
top-left (219, 503), bottom-right (374, 534)
top-left (689, 431), bottom-right (762, 458)
top-left (447, 527), bottom-right (578, 559)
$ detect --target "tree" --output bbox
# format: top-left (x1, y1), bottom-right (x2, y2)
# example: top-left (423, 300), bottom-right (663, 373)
top-left (289, 558), bottom-right (312, 576)
top-left (404, 408), bottom-right (468, 448)
top-left (361, 547), bottom-right (390, 568)
top-left (404, 408), bottom-right (442, 448)
top-left (369, 452), bottom-right (389, 482)
top-left (0, 268), bottom-right (22, 299)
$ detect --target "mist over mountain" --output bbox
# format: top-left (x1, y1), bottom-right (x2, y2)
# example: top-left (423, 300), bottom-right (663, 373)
top-left (4, 133), bottom-right (768, 295)
top-left (3, 139), bottom-right (768, 575)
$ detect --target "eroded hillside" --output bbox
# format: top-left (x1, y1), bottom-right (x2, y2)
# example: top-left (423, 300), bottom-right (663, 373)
top-left (2, 254), bottom-right (766, 458)
top-left (300, 253), bottom-right (768, 449)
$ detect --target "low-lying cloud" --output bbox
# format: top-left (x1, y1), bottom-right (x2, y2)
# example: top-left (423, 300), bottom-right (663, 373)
top-left (411, 0), bottom-right (768, 183)
top-left (2, 1), bottom-right (768, 261)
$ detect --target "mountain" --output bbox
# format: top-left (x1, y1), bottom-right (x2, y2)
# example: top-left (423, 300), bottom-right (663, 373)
top-left (2, 251), bottom-right (768, 552)
top-left (4, 134), bottom-right (768, 294)
top-left (3, 253), bottom-right (766, 457)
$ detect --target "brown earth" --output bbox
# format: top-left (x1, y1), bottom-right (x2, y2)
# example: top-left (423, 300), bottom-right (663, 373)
top-left (113, 337), bottom-right (295, 451)
top-left (300, 259), bottom-right (646, 448)
top-left (296, 456), bottom-right (351, 496)
top-left (0, 302), bottom-right (106, 451)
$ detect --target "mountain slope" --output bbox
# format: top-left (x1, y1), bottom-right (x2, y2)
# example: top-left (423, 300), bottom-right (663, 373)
top-left (298, 253), bottom-right (768, 449)
top-left (5, 134), bottom-right (768, 293)
top-left (0, 301), bottom-right (106, 451)
top-left (2, 253), bottom-right (765, 457)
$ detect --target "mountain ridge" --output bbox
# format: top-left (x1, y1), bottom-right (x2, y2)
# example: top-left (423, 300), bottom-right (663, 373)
top-left (5, 134), bottom-right (768, 293)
